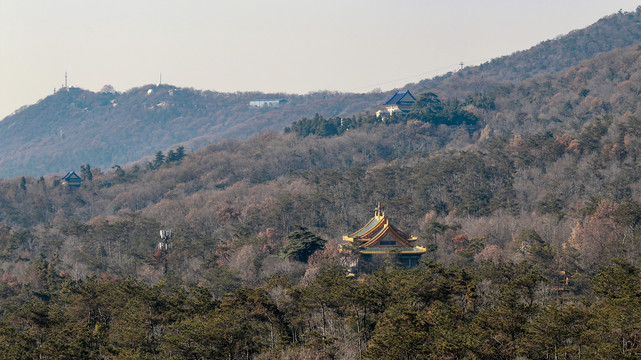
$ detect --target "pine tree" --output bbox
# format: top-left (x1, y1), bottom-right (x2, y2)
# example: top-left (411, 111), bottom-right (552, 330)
top-left (80, 164), bottom-right (92, 181)
top-left (280, 227), bottom-right (326, 263)
top-left (152, 151), bottom-right (165, 169)
top-left (175, 146), bottom-right (185, 162)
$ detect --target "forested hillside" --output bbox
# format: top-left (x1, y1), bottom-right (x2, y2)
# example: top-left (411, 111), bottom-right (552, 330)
top-left (412, 7), bottom-right (641, 98)
top-left (5, 8), bottom-right (641, 359)
top-left (4, 36), bottom-right (641, 357)
top-left (0, 86), bottom-right (387, 178)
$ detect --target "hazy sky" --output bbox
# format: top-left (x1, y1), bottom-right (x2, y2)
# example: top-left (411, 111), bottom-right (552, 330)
top-left (1, 1), bottom-right (639, 120)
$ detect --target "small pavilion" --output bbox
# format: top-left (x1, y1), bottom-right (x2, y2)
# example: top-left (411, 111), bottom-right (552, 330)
top-left (379, 90), bottom-right (416, 117)
top-left (60, 171), bottom-right (83, 187)
top-left (342, 204), bottom-right (425, 268)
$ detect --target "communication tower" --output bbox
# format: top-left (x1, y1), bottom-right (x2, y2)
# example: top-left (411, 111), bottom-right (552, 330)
top-left (157, 230), bottom-right (173, 274)
top-left (158, 230), bottom-right (172, 250)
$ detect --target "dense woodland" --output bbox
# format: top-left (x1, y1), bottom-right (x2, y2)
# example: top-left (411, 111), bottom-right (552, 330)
top-left (4, 8), bottom-right (641, 359)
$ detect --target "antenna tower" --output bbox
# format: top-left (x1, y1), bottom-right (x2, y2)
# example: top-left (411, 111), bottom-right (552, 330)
top-left (65, 72), bottom-right (68, 89)
top-left (157, 230), bottom-right (173, 274)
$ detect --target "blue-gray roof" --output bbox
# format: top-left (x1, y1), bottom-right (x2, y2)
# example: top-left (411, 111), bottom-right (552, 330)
top-left (383, 90), bottom-right (416, 105)
top-left (61, 171), bottom-right (82, 181)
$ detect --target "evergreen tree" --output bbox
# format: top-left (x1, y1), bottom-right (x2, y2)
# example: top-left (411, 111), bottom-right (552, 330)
top-left (80, 164), bottom-right (92, 181)
top-left (152, 151), bottom-right (165, 169)
top-left (166, 146), bottom-right (186, 164)
top-left (175, 145), bottom-right (186, 162)
top-left (280, 226), bottom-right (326, 263)
top-left (166, 149), bottom-right (176, 164)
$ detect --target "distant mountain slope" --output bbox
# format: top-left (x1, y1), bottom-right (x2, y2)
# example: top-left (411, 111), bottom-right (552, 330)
top-left (3, 8), bottom-right (641, 179)
top-left (0, 85), bottom-right (386, 178)
top-left (412, 7), bottom-right (641, 97)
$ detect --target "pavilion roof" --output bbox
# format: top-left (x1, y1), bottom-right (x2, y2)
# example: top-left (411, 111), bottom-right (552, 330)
top-left (343, 204), bottom-right (423, 254)
top-left (61, 171), bottom-right (82, 181)
top-left (383, 90), bottom-right (416, 106)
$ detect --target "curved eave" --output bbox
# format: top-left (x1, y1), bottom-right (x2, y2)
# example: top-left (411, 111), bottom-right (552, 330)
top-left (361, 222), bottom-right (388, 247)
top-left (347, 215), bottom-right (385, 239)
top-left (343, 237), bottom-right (372, 249)
top-left (385, 224), bottom-right (415, 245)
top-left (361, 222), bottom-right (416, 248)
top-left (388, 223), bottom-right (415, 242)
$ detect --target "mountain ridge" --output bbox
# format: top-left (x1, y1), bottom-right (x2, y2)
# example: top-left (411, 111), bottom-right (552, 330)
top-left (410, 7), bottom-right (641, 97)
top-left (3, 7), bottom-right (641, 178)
top-left (0, 85), bottom-right (387, 178)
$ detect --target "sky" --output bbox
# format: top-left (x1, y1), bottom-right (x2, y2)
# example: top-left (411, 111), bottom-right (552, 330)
top-left (0, 1), bottom-right (640, 120)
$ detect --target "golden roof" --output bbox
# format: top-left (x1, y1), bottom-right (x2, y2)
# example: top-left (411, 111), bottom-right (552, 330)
top-left (342, 203), bottom-right (425, 255)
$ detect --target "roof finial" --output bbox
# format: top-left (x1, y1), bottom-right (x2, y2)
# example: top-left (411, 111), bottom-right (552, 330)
top-left (375, 202), bottom-right (382, 217)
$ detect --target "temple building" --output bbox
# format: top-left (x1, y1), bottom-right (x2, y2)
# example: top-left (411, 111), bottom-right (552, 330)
top-left (377, 90), bottom-right (416, 117)
top-left (341, 204), bottom-right (426, 269)
top-left (60, 171), bottom-right (83, 187)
